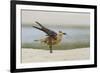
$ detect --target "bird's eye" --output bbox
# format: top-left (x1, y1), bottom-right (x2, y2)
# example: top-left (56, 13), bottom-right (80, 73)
top-left (59, 31), bottom-right (62, 33)
top-left (63, 33), bottom-right (66, 35)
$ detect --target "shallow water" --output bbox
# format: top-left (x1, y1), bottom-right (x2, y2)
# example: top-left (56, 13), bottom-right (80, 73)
top-left (22, 26), bottom-right (90, 43)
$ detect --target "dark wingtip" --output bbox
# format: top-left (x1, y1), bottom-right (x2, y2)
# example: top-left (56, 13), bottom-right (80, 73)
top-left (35, 21), bottom-right (38, 23)
top-left (32, 26), bottom-right (35, 27)
top-left (32, 26), bottom-right (37, 28)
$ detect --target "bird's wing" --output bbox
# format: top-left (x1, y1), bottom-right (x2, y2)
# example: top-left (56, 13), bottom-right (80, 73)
top-left (35, 21), bottom-right (44, 28)
top-left (33, 21), bottom-right (57, 37)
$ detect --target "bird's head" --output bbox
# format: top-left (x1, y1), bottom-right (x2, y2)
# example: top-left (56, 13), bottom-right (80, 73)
top-left (58, 31), bottom-right (66, 35)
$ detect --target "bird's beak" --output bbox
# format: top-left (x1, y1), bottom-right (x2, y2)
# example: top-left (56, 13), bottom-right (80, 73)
top-left (63, 33), bottom-right (66, 35)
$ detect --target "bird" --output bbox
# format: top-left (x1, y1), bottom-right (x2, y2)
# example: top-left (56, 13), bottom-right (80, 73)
top-left (32, 21), bottom-right (66, 53)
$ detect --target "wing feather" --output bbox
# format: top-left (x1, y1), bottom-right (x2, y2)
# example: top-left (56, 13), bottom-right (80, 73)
top-left (33, 21), bottom-right (57, 37)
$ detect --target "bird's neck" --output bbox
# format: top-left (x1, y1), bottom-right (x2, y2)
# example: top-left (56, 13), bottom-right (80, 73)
top-left (57, 34), bottom-right (63, 41)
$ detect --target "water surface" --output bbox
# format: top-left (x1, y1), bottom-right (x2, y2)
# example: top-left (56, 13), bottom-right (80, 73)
top-left (22, 26), bottom-right (90, 49)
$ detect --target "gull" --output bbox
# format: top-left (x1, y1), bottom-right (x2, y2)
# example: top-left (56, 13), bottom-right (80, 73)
top-left (32, 21), bottom-right (66, 53)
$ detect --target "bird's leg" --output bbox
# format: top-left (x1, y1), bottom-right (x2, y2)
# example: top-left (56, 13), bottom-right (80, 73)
top-left (49, 44), bottom-right (52, 53)
top-left (49, 37), bottom-right (53, 53)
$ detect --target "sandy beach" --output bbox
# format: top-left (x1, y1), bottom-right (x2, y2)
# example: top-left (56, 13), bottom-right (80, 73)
top-left (22, 48), bottom-right (90, 63)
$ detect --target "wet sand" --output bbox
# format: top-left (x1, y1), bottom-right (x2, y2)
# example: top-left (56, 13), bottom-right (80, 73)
top-left (22, 48), bottom-right (90, 63)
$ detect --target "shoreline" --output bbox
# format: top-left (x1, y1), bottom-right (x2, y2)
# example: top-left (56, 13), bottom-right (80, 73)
top-left (22, 48), bottom-right (90, 63)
